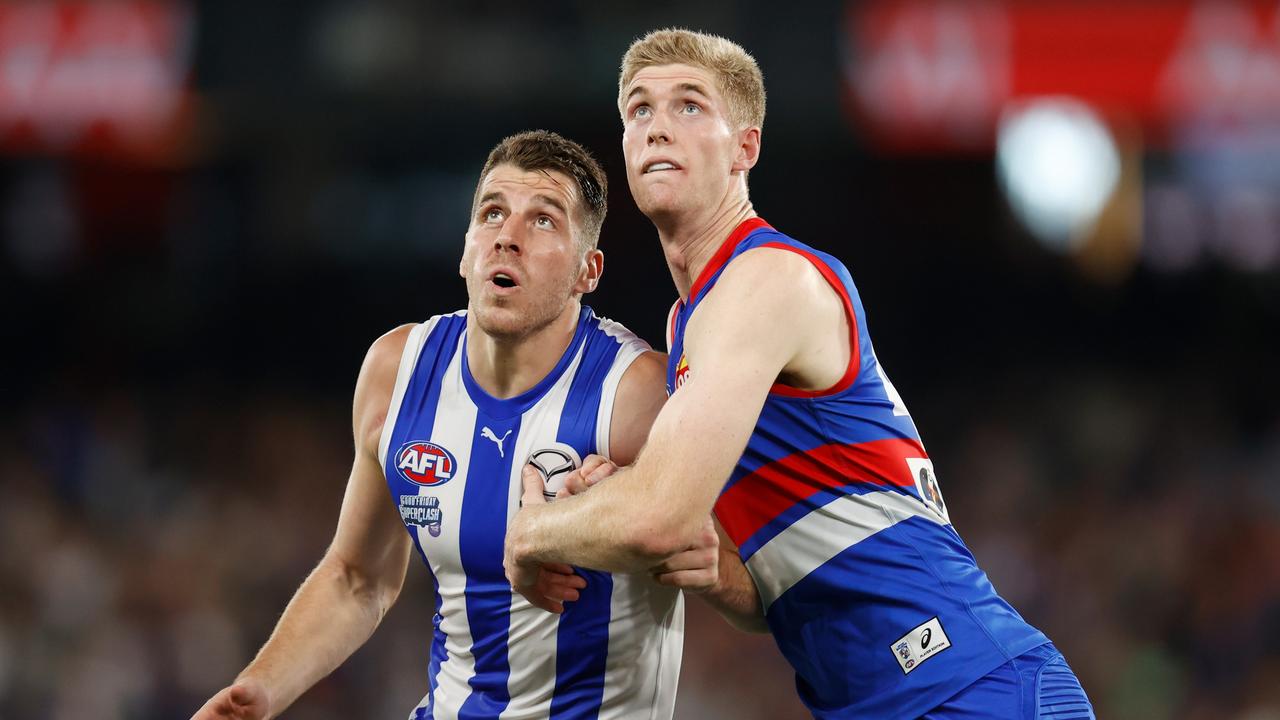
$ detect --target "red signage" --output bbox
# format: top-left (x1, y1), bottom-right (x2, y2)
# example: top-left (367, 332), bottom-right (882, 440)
top-left (0, 1), bottom-right (194, 160)
top-left (843, 0), bottom-right (1280, 151)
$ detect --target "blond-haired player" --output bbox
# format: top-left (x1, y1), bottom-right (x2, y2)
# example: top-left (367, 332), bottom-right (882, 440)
top-left (506, 30), bottom-right (1095, 719)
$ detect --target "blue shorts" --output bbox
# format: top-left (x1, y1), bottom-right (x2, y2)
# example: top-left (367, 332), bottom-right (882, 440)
top-left (921, 643), bottom-right (1094, 719)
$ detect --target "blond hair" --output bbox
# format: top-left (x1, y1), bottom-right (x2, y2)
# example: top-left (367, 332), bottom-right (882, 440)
top-left (618, 28), bottom-right (766, 130)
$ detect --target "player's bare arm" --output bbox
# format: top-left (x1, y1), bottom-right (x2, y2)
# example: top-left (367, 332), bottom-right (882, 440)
top-left (504, 248), bottom-right (847, 597)
top-left (193, 325), bottom-right (418, 720)
top-left (601, 320), bottom-right (768, 631)
top-left (607, 350), bottom-right (669, 466)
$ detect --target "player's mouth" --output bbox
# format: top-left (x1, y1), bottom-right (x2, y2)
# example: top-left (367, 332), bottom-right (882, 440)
top-left (488, 268), bottom-right (521, 293)
top-left (642, 158), bottom-right (682, 174)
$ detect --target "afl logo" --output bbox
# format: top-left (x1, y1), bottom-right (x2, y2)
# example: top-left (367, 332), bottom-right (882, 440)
top-left (674, 354), bottom-right (691, 391)
top-left (395, 441), bottom-right (458, 486)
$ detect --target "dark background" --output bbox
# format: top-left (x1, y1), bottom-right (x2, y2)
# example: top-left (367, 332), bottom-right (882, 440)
top-left (2, 1), bottom-right (1278, 718)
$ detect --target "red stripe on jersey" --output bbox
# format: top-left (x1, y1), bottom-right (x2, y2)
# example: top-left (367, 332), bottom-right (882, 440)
top-left (756, 241), bottom-right (861, 399)
top-left (714, 437), bottom-right (926, 548)
top-left (689, 217), bottom-right (773, 302)
top-left (665, 298), bottom-right (682, 352)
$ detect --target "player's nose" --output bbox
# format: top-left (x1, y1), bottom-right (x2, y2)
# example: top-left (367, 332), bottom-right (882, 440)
top-left (494, 219), bottom-right (523, 253)
top-left (647, 117), bottom-right (672, 146)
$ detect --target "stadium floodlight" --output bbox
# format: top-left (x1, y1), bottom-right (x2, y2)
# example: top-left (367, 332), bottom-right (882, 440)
top-left (996, 97), bottom-right (1121, 253)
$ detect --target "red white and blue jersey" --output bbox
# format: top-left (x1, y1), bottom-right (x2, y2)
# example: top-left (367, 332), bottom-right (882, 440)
top-left (381, 306), bottom-right (683, 720)
top-left (666, 219), bottom-right (1049, 719)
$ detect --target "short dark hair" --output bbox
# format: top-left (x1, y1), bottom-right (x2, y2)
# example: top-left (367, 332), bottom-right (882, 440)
top-left (471, 130), bottom-right (608, 249)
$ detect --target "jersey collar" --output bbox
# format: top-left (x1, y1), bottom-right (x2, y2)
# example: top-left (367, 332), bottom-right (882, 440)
top-left (687, 217), bottom-right (772, 304)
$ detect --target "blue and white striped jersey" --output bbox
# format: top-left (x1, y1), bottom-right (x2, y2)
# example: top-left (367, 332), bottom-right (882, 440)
top-left (379, 306), bottom-right (683, 720)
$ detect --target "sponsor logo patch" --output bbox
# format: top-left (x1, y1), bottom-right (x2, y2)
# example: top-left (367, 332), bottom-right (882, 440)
top-left (395, 441), bottom-right (458, 487)
top-left (399, 494), bottom-right (443, 536)
top-left (527, 443), bottom-right (582, 501)
top-left (906, 457), bottom-right (949, 524)
top-left (674, 354), bottom-right (691, 392)
top-left (889, 617), bottom-right (952, 675)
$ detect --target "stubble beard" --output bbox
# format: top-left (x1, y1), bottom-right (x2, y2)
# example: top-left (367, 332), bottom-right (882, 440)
top-left (467, 273), bottom-right (579, 343)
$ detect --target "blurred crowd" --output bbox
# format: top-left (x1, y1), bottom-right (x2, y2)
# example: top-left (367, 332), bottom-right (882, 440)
top-left (1, 361), bottom-right (1277, 719)
top-left (3, 1), bottom-right (1280, 718)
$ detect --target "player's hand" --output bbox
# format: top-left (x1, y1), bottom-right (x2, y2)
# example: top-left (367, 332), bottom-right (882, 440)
top-left (191, 677), bottom-right (270, 720)
top-left (506, 465), bottom-right (587, 614)
top-left (556, 454), bottom-right (616, 498)
top-left (650, 516), bottom-right (720, 593)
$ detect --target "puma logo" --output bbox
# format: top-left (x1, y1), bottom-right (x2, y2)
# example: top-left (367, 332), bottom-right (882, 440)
top-left (480, 427), bottom-right (512, 457)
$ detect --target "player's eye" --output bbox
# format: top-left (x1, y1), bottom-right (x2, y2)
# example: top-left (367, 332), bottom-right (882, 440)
top-left (632, 105), bottom-right (651, 119)
top-left (535, 215), bottom-right (556, 230)
top-left (483, 208), bottom-right (504, 223)
top-left (681, 102), bottom-right (701, 115)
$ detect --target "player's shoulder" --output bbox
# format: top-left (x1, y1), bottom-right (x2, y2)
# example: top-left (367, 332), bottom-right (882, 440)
top-left (583, 307), bottom-right (652, 353)
top-left (365, 323), bottom-right (415, 368)
top-left (354, 310), bottom-right (464, 413)
top-left (711, 243), bottom-right (826, 310)
top-left (366, 310), bottom-right (468, 371)
top-left (623, 350), bottom-right (668, 386)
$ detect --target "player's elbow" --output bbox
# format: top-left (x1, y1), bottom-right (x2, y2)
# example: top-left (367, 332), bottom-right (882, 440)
top-left (321, 550), bottom-right (403, 620)
top-left (623, 511), bottom-right (702, 563)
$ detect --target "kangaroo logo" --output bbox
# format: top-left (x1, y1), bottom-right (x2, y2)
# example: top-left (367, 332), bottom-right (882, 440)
top-left (480, 426), bottom-right (513, 457)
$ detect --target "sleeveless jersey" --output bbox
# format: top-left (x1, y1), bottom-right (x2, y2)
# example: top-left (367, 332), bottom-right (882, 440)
top-left (666, 219), bottom-right (1049, 719)
top-left (381, 306), bottom-right (683, 720)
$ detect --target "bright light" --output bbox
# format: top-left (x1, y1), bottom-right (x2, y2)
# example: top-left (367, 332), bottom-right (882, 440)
top-left (996, 98), bottom-right (1121, 252)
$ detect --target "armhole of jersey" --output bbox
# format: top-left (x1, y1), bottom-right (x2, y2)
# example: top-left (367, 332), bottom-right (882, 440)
top-left (756, 242), bottom-right (861, 399)
top-left (377, 320), bottom-right (433, 468)
top-left (665, 298), bottom-right (681, 353)
top-left (593, 327), bottom-right (652, 462)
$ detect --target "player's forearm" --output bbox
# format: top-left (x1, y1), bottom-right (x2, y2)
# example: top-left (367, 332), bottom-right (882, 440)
top-left (238, 553), bottom-right (397, 716)
top-left (519, 465), bottom-right (702, 573)
top-left (699, 547), bottom-right (769, 633)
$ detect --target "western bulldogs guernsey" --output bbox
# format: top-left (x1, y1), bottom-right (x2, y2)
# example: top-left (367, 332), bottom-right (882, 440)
top-left (380, 306), bottom-right (683, 720)
top-left (667, 219), bottom-right (1049, 719)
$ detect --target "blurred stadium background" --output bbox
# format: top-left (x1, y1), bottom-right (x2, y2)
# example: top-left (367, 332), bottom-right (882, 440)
top-left (2, 1), bottom-right (1279, 718)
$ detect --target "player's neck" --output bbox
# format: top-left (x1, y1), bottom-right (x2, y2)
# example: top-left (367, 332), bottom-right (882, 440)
top-left (655, 197), bottom-right (755, 299)
top-left (467, 302), bottom-right (580, 399)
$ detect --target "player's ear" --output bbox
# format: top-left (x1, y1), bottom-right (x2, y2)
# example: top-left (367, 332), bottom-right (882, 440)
top-left (575, 248), bottom-right (604, 295)
top-left (732, 126), bottom-right (761, 173)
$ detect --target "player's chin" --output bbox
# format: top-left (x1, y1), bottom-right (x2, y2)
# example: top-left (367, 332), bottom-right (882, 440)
top-left (634, 190), bottom-right (686, 220)
top-left (471, 305), bottom-right (534, 337)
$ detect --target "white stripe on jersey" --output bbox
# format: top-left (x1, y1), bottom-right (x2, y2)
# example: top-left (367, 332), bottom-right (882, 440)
top-left (745, 490), bottom-right (947, 611)
top-left (598, 580), bottom-right (683, 720)
top-left (498, 340), bottom-right (586, 720)
top-left (379, 319), bottom-right (436, 468)
top-left (591, 315), bottom-right (648, 458)
top-left (421, 341), bottom-right (477, 719)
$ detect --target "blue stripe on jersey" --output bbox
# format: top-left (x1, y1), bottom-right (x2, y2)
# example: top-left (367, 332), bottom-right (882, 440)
top-left (548, 331), bottom-right (623, 720)
top-left (554, 322), bottom-right (620, 456)
top-left (393, 316), bottom-right (467, 437)
top-left (387, 315), bottom-right (467, 717)
top-left (457, 413), bottom-right (521, 720)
